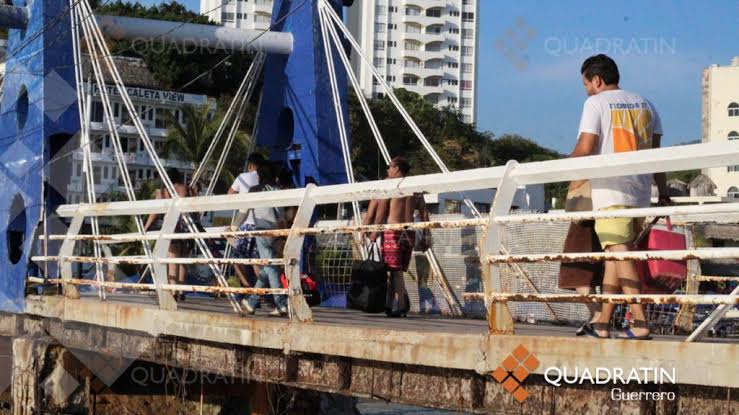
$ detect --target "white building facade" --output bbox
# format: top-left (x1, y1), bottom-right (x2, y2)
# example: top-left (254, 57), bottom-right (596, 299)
top-left (346, 0), bottom-right (479, 124)
top-left (200, 0), bottom-right (274, 31)
top-left (701, 57), bottom-right (739, 198)
top-left (67, 57), bottom-right (216, 204)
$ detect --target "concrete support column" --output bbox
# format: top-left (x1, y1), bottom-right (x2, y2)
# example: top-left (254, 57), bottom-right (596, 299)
top-left (11, 337), bottom-right (46, 415)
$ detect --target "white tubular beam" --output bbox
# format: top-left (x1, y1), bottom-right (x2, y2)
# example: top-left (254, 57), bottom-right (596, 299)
top-left (282, 184), bottom-right (317, 323)
top-left (96, 15), bottom-right (293, 54)
top-left (486, 248), bottom-right (739, 264)
top-left (32, 256), bottom-right (284, 266)
top-left (55, 141), bottom-right (739, 218)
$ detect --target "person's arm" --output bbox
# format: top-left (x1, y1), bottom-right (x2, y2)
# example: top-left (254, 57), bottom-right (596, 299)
top-left (570, 132), bottom-right (599, 158)
top-left (363, 199), bottom-right (378, 226)
top-left (652, 133), bottom-right (671, 205)
top-left (227, 187), bottom-right (238, 195)
top-left (416, 193), bottom-right (430, 222)
top-left (144, 189), bottom-right (163, 231)
top-left (369, 199), bottom-right (389, 241)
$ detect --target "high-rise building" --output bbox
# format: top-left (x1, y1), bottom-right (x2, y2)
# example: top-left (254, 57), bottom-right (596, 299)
top-left (200, 0), bottom-right (274, 31)
top-left (346, 0), bottom-right (479, 124)
top-left (701, 57), bottom-right (739, 198)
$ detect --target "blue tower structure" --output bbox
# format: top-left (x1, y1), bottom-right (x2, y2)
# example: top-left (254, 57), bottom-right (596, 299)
top-left (0, 0), bottom-right (80, 312)
top-left (0, 0), bottom-right (352, 312)
top-left (256, 0), bottom-right (350, 187)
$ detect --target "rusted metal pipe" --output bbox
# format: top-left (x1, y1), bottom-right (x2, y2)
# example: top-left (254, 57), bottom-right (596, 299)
top-left (27, 277), bottom-right (287, 296)
top-left (462, 292), bottom-right (739, 305)
top-left (31, 255), bottom-right (284, 266)
top-left (694, 275), bottom-right (739, 282)
top-left (486, 248), bottom-right (739, 264)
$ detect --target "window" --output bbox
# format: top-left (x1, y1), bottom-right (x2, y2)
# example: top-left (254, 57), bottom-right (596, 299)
top-left (387, 76), bottom-right (396, 82)
top-left (374, 40), bottom-right (385, 50)
top-left (462, 29), bottom-right (474, 39)
top-left (375, 5), bottom-right (386, 15)
top-left (236, 13), bottom-right (242, 19)
top-left (448, 45), bottom-right (459, 51)
top-left (729, 186), bottom-right (739, 198)
top-left (254, 13), bottom-right (270, 23)
top-left (93, 166), bottom-right (101, 185)
top-left (386, 58), bottom-right (396, 65)
top-left (405, 23), bottom-right (421, 34)
top-left (426, 8), bottom-right (442, 18)
top-left (449, 10), bottom-right (460, 17)
top-left (404, 40), bottom-right (420, 50)
top-left (474, 203), bottom-right (490, 214)
top-left (461, 80), bottom-right (473, 90)
top-left (375, 23), bottom-right (385, 33)
top-left (90, 101), bottom-right (104, 122)
top-left (448, 97), bottom-right (458, 105)
top-left (373, 57), bottom-right (385, 67)
top-left (462, 63), bottom-right (473, 73)
top-left (113, 102), bottom-right (120, 118)
top-left (444, 79), bottom-right (459, 86)
top-left (75, 163), bottom-right (82, 177)
top-left (449, 28), bottom-right (459, 34)
top-left (104, 136), bottom-right (110, 148)
top-left (424, 77), bottom-right (440, 87)
top-left (462, 12), bottom-right (475, 21)
top-left (403, 75), bottom-right (418, 86)
top-left (729, 131), bottom-right (739, 140)
top-left (155, 107), bottom-right (169, 129)
top-left (103, 166), bottom-right (108, 180)
top-left (387, 40), bottom-right (397, 48)
top-left (221, 12), bottom-right (235, 22)
top-left (387, 23), bottom-right (397, 30)
top-left (444, 199), bottom-right (462, 214)
top-left (730, 103), bottom-right (739, 117)
top-left (462, 46), bottom-right (473, 56)
top-left (447, 62), bottom-right (458, 69)
top-left (387, 6), bottom-right (397, 12)
top-left (460, 97), bottom-right (472, 108)
top-left (404, 59), bottom-right (420, 68)
top-left (405, 7), bottom-right (420, 16)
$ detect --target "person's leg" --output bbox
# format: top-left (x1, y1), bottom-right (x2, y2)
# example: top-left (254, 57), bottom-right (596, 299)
top-left (246, 268), bottom-right (268, 308)
top-left (610, 246), bottom-right (649, 337)
top-left (575, 285), bottom-right (601, 322)
top-left (592, 258), bottom-right (619, 337)
top-left (253, 236), bottom-right (287, 310)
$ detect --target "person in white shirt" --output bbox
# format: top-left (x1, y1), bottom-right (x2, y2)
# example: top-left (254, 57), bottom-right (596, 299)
top-left (569, 54), bottom-right (670, 340)
top-left (228, 153), bottom-right (265, 288)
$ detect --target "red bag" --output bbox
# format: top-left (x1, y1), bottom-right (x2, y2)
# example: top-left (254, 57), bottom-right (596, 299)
top-left (636, 217), bottom-right (688, 293)
top-left (280, 273), bottom-right (321, 306)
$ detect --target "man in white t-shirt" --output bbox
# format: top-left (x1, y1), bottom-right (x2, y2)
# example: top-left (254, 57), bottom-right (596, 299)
top-left (227, 153), bottom-right (265, 287)
top-left (569, 54), bottom-right (670, 340)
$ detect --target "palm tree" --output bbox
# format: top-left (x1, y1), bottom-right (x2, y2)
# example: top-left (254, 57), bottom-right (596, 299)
top-left (163, 104), bottom-right (251, 192)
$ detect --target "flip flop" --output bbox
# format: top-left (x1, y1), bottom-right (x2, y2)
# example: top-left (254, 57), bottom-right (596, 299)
top-left (616, 328), bottom-right (653, 340)
top-left (585, 329), bottom-right (610, 339)
top-left (576, 322), bottom-right (593, 336)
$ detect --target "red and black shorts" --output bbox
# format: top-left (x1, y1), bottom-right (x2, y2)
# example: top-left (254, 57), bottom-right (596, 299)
top-left (382, 231), bottom-right (415, 272)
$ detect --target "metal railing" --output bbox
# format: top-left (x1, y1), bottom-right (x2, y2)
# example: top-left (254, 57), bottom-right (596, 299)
top-left (31, 140), bottom-right (739, 339)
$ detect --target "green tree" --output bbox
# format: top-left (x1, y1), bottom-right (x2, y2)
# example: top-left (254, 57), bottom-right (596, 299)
top-left (163, 104), bottom-right (251, 192)
top-left (93, 0), bottom-right (255, 96)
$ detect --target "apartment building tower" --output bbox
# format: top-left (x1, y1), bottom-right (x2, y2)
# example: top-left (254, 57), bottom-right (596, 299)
top-left (200, 0), bottom-right (274, 31)
top-left (347, 0), bottom-right (479, 124)
top-left (701, 57), bottom-right (739, 198)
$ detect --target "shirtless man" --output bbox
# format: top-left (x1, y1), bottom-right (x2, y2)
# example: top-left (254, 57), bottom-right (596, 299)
top-left (363, 157), bottom-right (424, 317)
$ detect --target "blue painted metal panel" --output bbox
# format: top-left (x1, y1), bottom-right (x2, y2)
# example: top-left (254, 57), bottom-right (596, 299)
top-left (0, 0), bottom-right (79, 312)
top-left (256, 0), bottom-right (349, 187)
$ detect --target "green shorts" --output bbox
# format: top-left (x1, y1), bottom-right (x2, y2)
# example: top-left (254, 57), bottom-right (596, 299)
top-left (594, 205), bottom-right (644, 249)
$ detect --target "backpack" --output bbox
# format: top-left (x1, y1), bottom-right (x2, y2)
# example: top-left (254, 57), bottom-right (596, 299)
top-left (346, 243), bottom-right (387, 313)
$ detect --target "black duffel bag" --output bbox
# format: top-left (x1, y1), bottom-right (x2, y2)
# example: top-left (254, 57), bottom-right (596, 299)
top-left (346, 243), bottom-right (387, 313)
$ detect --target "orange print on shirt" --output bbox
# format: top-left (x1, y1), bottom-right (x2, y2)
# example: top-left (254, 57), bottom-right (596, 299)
top-left (611, 108), bottom-right (653, 153)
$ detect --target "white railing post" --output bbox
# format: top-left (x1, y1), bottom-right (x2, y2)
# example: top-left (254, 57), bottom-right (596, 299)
top-left (58, 213), bottom-right (85, 300)
top-left (479, 161), bottom-right (517, 334)
top-left (283, 184), bottom-right (317, 322)
top-left (151, 201), bottom-right (180, 311)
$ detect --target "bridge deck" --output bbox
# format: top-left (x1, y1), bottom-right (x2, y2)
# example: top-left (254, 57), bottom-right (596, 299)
top-left (15, 293), bottom-right (739, 390)
top-left (97, 292), bottom-right (736, 342)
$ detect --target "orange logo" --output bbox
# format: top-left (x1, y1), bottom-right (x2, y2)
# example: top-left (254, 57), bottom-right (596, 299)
top-left (491, 344), bottom-right (540, 402)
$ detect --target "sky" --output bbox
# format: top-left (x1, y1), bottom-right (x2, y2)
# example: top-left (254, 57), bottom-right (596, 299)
top-left (136, 0), bottom-right (738, 153)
